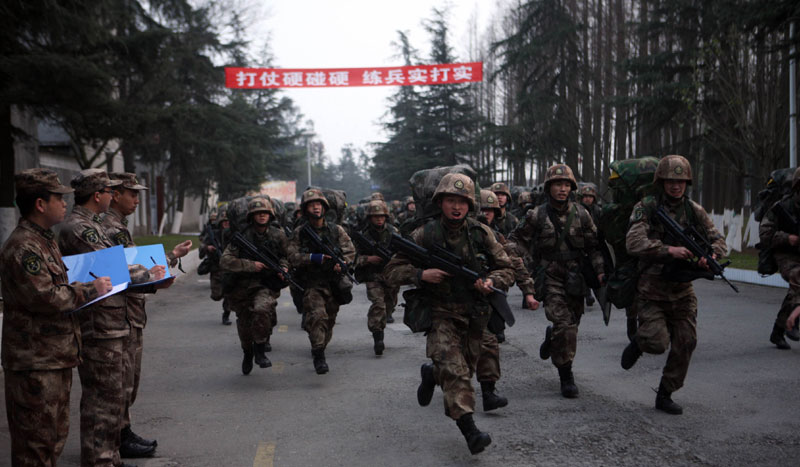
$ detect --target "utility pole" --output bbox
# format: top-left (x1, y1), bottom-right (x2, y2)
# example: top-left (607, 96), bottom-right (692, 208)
top-left (306, 137), bottom-right (312, 187)
top-left (791, 21), bottom-right (797, 167)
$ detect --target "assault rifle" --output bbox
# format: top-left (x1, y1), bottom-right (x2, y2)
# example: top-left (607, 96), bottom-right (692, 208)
top-left (774, 201), bottom-right (800, 236)
top-left (350, 230), bottom-right (394, 263)
top-left (300, 223), bottom-right (358, 284)
top-left (231, 232), bottom-right (304, 293)
top-left (205, 225), bottom-right (222, 262)
top-left (389, 233), bottom-right (515, 326)
top-left (654, 206), bottom-right (739, 293)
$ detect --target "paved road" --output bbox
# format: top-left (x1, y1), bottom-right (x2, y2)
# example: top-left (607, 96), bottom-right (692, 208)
top-left (2, 268), bottom-right (799, 466)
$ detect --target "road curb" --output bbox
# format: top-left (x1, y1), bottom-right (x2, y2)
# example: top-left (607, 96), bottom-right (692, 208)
top-left (727, 267), bottom-right (788, 288)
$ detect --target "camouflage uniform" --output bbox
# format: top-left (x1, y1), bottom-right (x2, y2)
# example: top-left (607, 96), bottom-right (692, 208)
top-left (510, 164), bottom-right (604, 398)
top-left (58, 169), bottom-right (145, 467)
top-left (577, 184), bottom-right (602, 307)
top-left (623, 155), bottom-right (726, 413)
top-left (200, 210), bottom-right (232, 323)
top-left (220, 198), bottom-right (289, 372)
top-left (288, 189), bottom-right (356, 373)
top-left (353, 200), bottom-right (399, 354)
top-left (490, 182), bottom-right (519, 236)
top-left (1, 169), bottom-right (98, 467)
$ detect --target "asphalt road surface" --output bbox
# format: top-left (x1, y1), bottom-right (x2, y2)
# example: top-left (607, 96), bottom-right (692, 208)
top-left (2, 268), bottom-right (799, 467)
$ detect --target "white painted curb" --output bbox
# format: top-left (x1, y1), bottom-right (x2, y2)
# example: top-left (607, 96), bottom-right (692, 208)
top-left (726, 267), bottom-right (788, 288)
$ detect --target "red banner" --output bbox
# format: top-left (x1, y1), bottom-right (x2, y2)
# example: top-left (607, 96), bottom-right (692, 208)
top-left (225, 62), bottom-right (483, 89)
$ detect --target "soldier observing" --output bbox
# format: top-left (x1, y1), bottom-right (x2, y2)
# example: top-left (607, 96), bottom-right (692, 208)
top-left (510, 164), bottom-right (605, 399)
top-left (758, 167), bottom-right (800, 350)
top-left (353, 200), bottom-right (399, 355)
top-left (1, 169), bottom-right (112, 467)
top-left (384, 174), bottom-right (514, 455)
top-left (220, 197), bottom-right (289, 374)
top-left (621, 155), bottom-right (727, 415)
top-left (103, 172), bottom-right (190, 458)
top-left (288, 188), bottom-right (356, 374)
top-left (489, 182), bottom-right (519, 236)
top-left (59, 168), bottom-right (166, 466)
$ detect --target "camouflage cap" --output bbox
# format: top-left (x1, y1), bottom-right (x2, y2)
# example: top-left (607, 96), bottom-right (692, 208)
top-left (109, 172), bottom-right (148, 191)
top-left (71, 168), bottom-right (122, 197)
top-left (490, 182), bottom-right (512, 199)
top-left (366, 200), bottom-right (390, 217)
top-left (14, 168), bottom-right (73, 196)
top-left (248, 197), bottom-right (274, 216)
top-left (432, 173), bottom-right (476, 211)
top-left (480, 189), bottom-right (501, 211)
top-left (370, 192), bottom-right (385, 201)
top-left (654, 155), bottom-right (692, 185)
top-left (544, 164), bottom-right (577, 190)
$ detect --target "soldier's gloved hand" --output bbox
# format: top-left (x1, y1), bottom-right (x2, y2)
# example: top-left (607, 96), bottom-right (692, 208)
top-left (253, 261), bottom-right (267, 272)
top-left (172, 240), bottom-right (193, 259)
top-left (525, 294), bottom-right (540, 310)
top-left (310, 254), bottom-right (329, 264)
top-left (149, 265), bottom-right (166, 281)
top-left (474, 278), bottom-right (493, 295)
top-left (93, 276), bottom-right (113, 295)
top-left (668, 246), bottom-right (693, 260)
top-left (421, 268), bottom-right (450, 284)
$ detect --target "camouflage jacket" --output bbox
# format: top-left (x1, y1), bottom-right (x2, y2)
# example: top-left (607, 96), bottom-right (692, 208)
top-left (626, 196), bottom-right (727, 301)
top-left (492, 230), bottom-right (536, 296)
top-left (221, 224), bottom-right (289, 297)
top-left (1, 219), bottom-right (97, 370)
top-left (759, 193), bottom-right (800, 282)
top-left (354, 222), bottom-right (397, 282)
top-left (495, 210), bottom-right (519, 237)
top-left (288, 220), bottom-right (355, 287)
top-left (384, 217), bottom-right (515, 305)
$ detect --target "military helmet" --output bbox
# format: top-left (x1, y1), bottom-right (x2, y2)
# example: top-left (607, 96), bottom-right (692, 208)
top-left (654, 155), bottom-right (692, 185)
top-left (480, 189), bottom-right (501, 211)
top-left (404, 195), bottom-right (415, 207)
top-left (247, 197), bottom-right (274, 217)
top-left (301, 188), bottom-right (329, 211)
top-left (544, 164), bottom-right (578, 190)
top-left (490, 182), bottom-right (512, 201)
top-left (518, 191), bottom-right (533, 206)
top-left (370, 192), bottom-right (385, 201)
top-left (577, 184), bottom-right (597, 198)
top-left (366, 200), bottom-right (390, 217)
top-left (792, 167), bottom-right (800, 191)
top-left (432, 173), bottom-right (476, 211)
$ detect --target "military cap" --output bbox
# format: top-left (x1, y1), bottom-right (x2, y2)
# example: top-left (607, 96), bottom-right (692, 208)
top-left (15, 168), bottom-right (73, 196)
top-left (109, 172), bottom-right (148, 190)
top-left (71, 168), bottom-right (122, 197)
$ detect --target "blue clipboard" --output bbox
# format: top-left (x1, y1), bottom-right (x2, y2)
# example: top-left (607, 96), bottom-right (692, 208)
top-left (124, 244), bottom-right (173, 287)
top-left (62, 245), bottom-right (131, 286)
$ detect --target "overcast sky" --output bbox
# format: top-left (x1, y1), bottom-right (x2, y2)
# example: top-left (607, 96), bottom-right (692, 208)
top-left (247, 0), bottom-right (502, 163)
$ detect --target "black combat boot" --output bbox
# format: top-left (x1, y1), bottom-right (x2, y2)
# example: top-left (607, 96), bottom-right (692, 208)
top-left (221, 310), bottom-right (231, 325)
top-left (417, 363), bottom-right (435, 406)
top-left (455, 413), bottom-right (492, 455)
top-left (372, 331), bottom-right (385, 356)
top-left (119, 435), bottom-right (156, 458)
top-left (770, 323), bottom-right (791, 350)
top-left (480, 381), bottom-right (508, 411)
top-left (312, 348), bottom-right (329, 374)
top-left (242, 349), bottom-right (253, 375)
top-left (539, 325), bottom-right (552, 360)
top-left (621, 340), bottom-right (642, 370)
top-left (386, 314), bottom-right (395, 324)
top-left (626, 318), bottom-right (638, 343)
top-left (495, 331), bottom-right (506, 344)
top-left (655, 383), bottom-right (683, 415)
top-left (264, 335), bottom-right (272, 352)
top-left (121, 425), bottom-right (157, 447)
top-left (557, 363), bottom-right (579, 398)
top-left (253, 343), bottom-right (272, 369)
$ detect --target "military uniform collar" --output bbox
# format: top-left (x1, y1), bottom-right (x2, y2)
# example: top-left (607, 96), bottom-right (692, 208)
top-left (438, 216), bottom-right (466, 233)
top-left (107, 207), bottom-right (128, 226)
top-left (548, 199), bottom-right (570, 213)
top-left (73, 204), bottom-right (103, 224)
top-left (19, 218), bottom-right (55, 240)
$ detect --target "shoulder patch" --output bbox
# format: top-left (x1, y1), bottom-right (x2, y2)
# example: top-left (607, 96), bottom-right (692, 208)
top-left (113, 230), bottom-right (131, 246)
top-left (81, 228), bottom-right (99, 243)
top-left (22, 252), bottom-right (42, 275)
top-left (632, 206), bottom-right (645, 221)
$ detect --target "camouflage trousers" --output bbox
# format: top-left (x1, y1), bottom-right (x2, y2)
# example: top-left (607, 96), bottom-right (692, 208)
top-left (365, 281), bottom-right (399, 333)
top-left (122, 327), bottom-right (143, 430)
top-left (79, 337), bottom-right (126, 467)
top-left (303, 286), bottom-right (340, 350)
top-left (209, 269), bottom-right (224, 301)
top-left (544, 290), bottom-right (585, 368)
top-left (233, 288), bottom-right (278, 351)
top-left (427, 305), bottom-right (489, 421)
top-left (635, 294), bottom-right (698, 393)
top-left (476, 329), bottom-right (500, 383)
top-left (4, 368), bottom-right (72, 467)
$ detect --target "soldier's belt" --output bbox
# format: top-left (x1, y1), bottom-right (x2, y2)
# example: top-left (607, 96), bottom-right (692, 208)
top-left (541, 251), bottom-right (582, 262)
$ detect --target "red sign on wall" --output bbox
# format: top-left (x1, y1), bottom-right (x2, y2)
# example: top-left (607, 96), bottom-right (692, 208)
top-left (225, 62), bottom-right (483, 89)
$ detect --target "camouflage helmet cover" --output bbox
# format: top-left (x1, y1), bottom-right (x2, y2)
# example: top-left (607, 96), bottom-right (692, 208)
top-left (432, 173), bottom-right (476, 211)
top-left (490, 182), bottom-right (512, 200)
top-left (517, 191), bottom-right (533, 205)
top-left (404, 195), bottom-right (415, 206)
top-left (301, 188), bottom-right (330, 211)
top-left (247, 197), bottom-right (274, 216)
top-left (577, 184), bottom-right (597, 198)
top-left (480, 189), bottom-right (501, 210)
top-left (793, 167), bottom-right (800, 191)
top-left (370, 192), bottom-right (385, 201)
top-left (544, 164), bottom-right (578, 190)
top-left (654, 155), bottom-right (692, 185)
top-left (366, 200), bottom-right (390, 217)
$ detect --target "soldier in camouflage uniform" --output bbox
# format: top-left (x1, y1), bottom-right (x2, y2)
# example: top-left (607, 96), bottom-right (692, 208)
top-left (759, 167), bottom-right (800, 350)
top-left (513, 191), bottom-right (535, 219)
top-left (354, 200), bottom-right (399, 355)
top-left (220, 197), bottom-right (289, 374)
top-left (103, 172), bottom-right (190, 458)
top-left (510, 164), bottom-right (605, 399)
top-left (490, 182), bottom-right (519, 236)
top-left (578, 184), bottom-right (602, 307)
top-left (288, 189), bottom-right (356, 374)
top-left (384, 174), bottom-right (514, 455)
top-left (59, 169), bottom-right (166, 467)
top-left (475, 189), bottom-right (539, 411)
top-left (621, 155), bottom-right (727, 414)
top-left (395, 196), bottom-right (417, 227)
top-left (200, 208), bottom-right (233, 325)
top-left (1, 169), bottom-right (111, 467)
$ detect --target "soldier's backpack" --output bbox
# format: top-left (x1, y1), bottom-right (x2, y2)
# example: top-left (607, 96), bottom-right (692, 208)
top-left (225, 196), bottom-right (254, 234)
top-left (599, 157), bottom-right (660, 309)
top-left (754, 169), bottom-right (795, 275)
top-left (402, 164), bottom-right (480, 236)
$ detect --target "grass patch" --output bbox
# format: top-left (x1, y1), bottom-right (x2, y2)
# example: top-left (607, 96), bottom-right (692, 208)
top-left (133, 234), bottom-right (198, 254)
top-left (725, 248), bottom-right (758, 271)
